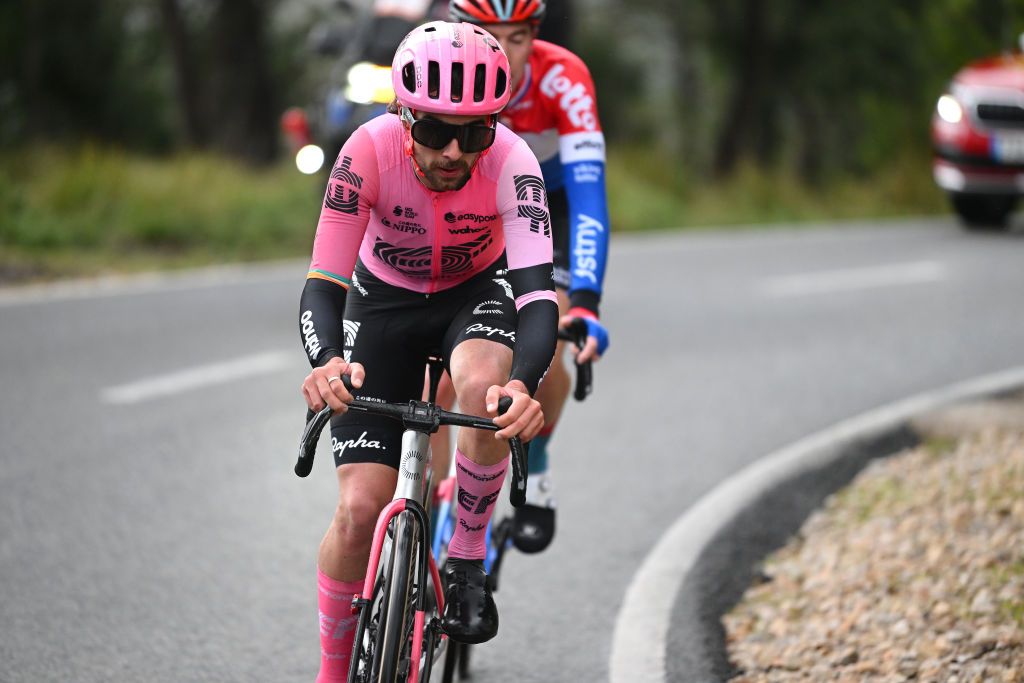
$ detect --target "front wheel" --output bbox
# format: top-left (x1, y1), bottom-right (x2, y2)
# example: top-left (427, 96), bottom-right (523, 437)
top-left (376, 511), bottom-right (417, 683)
top-left (950, 192), bottom-right (1016, 230)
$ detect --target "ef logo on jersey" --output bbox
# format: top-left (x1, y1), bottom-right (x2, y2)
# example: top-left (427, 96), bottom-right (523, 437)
top-left (324, 156), bottom-right (362, 215)
top-left (540, 64), bottom-right (596, 131)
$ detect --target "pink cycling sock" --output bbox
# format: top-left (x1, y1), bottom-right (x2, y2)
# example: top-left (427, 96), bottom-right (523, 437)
top-left (316, 567), bottom-right (363, 683)
top-left (448, 449), bottom-right (509, 560)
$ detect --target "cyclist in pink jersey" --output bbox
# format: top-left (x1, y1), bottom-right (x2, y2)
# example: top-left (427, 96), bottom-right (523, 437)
top-left (448, 0), bottom-right (611, 553)
top-left (298, 21), bottom-right (557, 681)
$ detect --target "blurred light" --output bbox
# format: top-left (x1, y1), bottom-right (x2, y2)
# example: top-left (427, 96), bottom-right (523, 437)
top-left (937, 95), bottom-right (963, 124)
top-left (296, 144), bottom-right (325, 174)
top-left (934, 163), bottom-right (965, 191)
top-left (345, 62), bottom-right (395, 105)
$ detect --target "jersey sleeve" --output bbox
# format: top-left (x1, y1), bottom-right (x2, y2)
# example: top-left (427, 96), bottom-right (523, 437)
top-left (308, 128), bottom-right (380, 289)
top-left (539, 53), bottom-right (611, 315)
top-left (496, 138), bottom-right (559, 395)
top-left (299, 128), bottom-right (380, 367)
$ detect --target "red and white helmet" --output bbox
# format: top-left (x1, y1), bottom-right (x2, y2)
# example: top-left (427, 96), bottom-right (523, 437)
top-left (448, 0), bottom-right (546, 25)
top-left (392, 21), bottom-right (511, 116)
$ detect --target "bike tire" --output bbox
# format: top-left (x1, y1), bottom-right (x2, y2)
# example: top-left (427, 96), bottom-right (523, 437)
top-left (378, 510), bottom-right (417, 683)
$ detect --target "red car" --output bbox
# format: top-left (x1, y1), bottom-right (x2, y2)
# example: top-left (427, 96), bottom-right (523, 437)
top-left (932, 42), bottom-right (1024, 229)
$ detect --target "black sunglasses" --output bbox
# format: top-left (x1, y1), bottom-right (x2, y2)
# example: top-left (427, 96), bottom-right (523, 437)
top-left (410, 116), bottom-right (497, 153)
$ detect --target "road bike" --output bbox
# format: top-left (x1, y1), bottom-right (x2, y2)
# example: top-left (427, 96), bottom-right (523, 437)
top-left (295, 360), bottom-right (528, 683)
top-left (432, 320), bottom-right (594, 682)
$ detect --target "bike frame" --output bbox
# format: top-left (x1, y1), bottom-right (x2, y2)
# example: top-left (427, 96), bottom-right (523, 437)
top-left (349, 428), bottom-right (446, 683)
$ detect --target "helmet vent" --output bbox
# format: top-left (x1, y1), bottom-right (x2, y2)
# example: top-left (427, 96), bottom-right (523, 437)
top-left (402, 63), bottom-right (416, 94)
top-left (424, 25), bottom-right (437, 32)
top-left (428, 60), bottom-right (440, 99)
top-left (495, 67), bottom-right (507, 100)
top-left (451, 62), bottom-right (464, 102)
top-left (473, 64), bottom-right (487, 103)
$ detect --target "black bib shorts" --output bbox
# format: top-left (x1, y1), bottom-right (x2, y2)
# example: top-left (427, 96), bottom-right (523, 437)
top-left (329, 257), bottom-right (519, 469)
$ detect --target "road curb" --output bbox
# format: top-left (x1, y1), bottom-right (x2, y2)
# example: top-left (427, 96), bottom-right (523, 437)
top-left (609, 366), bottom-right (1024, 683)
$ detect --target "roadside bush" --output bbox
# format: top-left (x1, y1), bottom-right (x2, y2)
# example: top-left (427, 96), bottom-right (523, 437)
top-left (0, 146), bottom-right (323, 277)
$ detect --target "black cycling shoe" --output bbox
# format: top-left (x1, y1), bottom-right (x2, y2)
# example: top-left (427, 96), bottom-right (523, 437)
top-left (441, 558), bottom-right (498, 644)
top-left (512, 503), bottom-right (556, 553)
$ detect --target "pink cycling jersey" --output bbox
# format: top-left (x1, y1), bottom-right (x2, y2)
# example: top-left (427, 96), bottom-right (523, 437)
top-left (308, 113), bottom-right (556, 311)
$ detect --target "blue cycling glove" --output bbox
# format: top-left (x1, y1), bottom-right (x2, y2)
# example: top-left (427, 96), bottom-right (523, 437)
top-left (566, 307), bottom-right (610, 356)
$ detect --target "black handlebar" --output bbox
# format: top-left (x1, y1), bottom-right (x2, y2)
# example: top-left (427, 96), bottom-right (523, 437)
top-left (558, 318), bottom-right (593, 402)
top-left (296, 376), bottom-right (529, 507)
top-left (296, 406), bottom-right (331, 478)
top-left (499, 396), bottom-right (529, 508)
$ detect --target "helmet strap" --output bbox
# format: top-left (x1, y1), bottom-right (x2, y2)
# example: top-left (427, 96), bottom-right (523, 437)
top-left (400, 107), bottom-right (430, 181)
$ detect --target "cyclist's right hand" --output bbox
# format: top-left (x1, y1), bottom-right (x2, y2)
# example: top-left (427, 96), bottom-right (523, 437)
top-left (301, 357), bottom-right (365, 413)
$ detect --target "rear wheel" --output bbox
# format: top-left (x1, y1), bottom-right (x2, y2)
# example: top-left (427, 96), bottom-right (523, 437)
top-left (950, 192), bottom-right (1016, 230)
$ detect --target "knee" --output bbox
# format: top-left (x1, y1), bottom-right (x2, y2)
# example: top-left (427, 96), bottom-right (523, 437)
top-left (453, 372), bottom-right (498, 414)
top-left (331, 495), bottom-right (387, 550)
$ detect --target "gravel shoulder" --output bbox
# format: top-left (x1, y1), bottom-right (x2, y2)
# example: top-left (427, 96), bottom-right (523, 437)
top-left (723, 395), bottom-right (1024, 682)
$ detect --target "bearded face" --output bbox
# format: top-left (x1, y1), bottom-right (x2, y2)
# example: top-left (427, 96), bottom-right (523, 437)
top-left (403, 110), bottom-right (488, 192)
top-left (415, 152), bottom-right (473, 191)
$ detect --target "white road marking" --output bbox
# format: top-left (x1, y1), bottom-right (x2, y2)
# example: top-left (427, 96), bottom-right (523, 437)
top-left (608, 364), bottom-right (1024, 683)
top-left (760, 260), bottom-right (947, 297)
top-left (101, 351), bottom-right (293, 405)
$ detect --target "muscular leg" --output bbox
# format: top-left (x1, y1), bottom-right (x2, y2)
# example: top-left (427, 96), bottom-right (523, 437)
top-left (316, 463), bottom-right (396, 682)
top-left (448, 338), bottom-right (513, 466)
top-left (441, 338), bottom-right (513, 643)
top-left (319, 463), bottom-right (398, 581)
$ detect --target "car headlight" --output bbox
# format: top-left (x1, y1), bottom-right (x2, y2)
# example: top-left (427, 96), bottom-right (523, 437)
top-left (295, 144), bottom-right (325, 175)
top-left (937, 94), bottom-right (963, 124)
top-left (344, 62), bottom-right (395, 106)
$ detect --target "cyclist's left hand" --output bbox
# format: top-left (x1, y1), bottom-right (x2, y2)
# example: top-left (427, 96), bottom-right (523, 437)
top-left (562, 307), bottom-right (610, 363)
top-left (486, 380), bottom-right (544, 441)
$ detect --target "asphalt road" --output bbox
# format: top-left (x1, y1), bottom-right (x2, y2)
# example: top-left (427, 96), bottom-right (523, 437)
top-left (2, 218), bottom-right (1022, 682)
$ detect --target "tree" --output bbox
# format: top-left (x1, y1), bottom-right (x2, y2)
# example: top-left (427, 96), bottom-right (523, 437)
top-left (158, 0), bottom-right (279, 164)
top-left (207, 0), bottom-right (279, 164)
top-left (159, 0), bottom-right (208, 147)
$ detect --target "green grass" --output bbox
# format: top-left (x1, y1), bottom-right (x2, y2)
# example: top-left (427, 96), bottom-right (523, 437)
top-left (0, 145), bottom-right (324, 281)
top-left (606, 146), bottom-right (949, 232)
top-left (0, 143), bottom-right (952, 283)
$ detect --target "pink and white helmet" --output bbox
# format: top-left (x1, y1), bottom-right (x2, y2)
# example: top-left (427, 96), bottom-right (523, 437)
top-left (392, 21), bottom-right (511, 116)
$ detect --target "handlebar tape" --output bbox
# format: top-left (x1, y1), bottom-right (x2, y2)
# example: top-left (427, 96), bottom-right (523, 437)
top-left (498, 396), bottom-right (529, 507)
